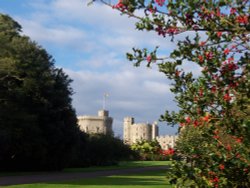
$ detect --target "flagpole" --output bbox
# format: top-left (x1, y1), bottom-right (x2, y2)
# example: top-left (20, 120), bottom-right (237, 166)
top-left (103, 94), bottom-right (105, 110)
top-left (103, 93), bottom-right (109, 110)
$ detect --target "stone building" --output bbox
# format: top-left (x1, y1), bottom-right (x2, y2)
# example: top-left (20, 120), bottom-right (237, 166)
top-left (156, 135), bottom-right (178, 150)
top-left (123, 117), bottom-right (178, 149)
top-left (123, 117), bottom-right (159, 145)
top-left (78, 110), bottom-right (113, 135)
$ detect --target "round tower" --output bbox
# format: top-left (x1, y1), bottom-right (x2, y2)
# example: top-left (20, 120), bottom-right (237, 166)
top-left (123, 117), bottom-right (134, 144)
top-left (98, 110), bottom-right (109, 117)
top-left (152, 121), bottom-right (159, 140)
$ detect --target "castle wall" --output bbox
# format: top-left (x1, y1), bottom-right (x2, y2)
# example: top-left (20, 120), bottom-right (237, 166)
top-left (123, 117), bottom-right (134, 144)
top-left (156, 135), bottom-right (178, 150)
top-left (78, 110), bottom-right (113, 135)
top-left (123, 117), bottom-right (157, 145)
top-left (152, 122), bottom-right (159, 140)
top-left (130, 123), bottom-right (152, 144)
top-left (123, 117), bottom-right (177, 149)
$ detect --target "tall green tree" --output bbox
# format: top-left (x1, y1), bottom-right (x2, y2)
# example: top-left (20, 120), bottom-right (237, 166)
top-left (0, 14), bottom-right (80, 171)
top-left (92, 0), bottom-right (250, 187)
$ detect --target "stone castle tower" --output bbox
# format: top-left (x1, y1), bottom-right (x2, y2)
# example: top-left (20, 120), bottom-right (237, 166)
top-left (78, 110), bottom-right (113, 135)
top-left (123, 117), bottom-right (159, 144)
top-left (123, 117), bottom-right (178, 149)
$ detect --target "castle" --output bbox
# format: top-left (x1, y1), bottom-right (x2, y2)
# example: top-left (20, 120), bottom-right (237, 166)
top-left (156, 135), bottom-right (178, 150)
top-left (77, 110), bottom-right (177, 149)
top-left (123, 117), bottom-right (158, 144)
top-left (123, 117), bottom-right (178, 149)
top-left (78, 110), bottom-right (113, 135)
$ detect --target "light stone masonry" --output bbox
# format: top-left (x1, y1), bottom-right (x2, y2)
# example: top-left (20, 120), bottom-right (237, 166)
top-left (156, 135), bottom-right (178, 150)
top-left (123, 117), bottom-right (178, 149)
top-left (123, 117), bottom-right (158, 145)
top-left (78, 110), bottom-right (113, 135)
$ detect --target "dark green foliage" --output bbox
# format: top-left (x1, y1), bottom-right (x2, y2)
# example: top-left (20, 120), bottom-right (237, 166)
top-left (71, 134), bottom-right (138, 167)
top-left (0, 14), bottom-right (80, 171)
top-left (130, 140), bottom-right (167, 161)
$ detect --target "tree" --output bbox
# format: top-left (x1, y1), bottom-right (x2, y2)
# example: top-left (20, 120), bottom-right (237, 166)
top-left (131, 139), bottom-right (162, 160)
top-left (0, 14), bottom-right (81, 171)
top-left (70, 133), bottom-right (137, 167)
top-left (91, 1), bottom-right (250, 187)
top-left (82, 134), bottom-right (137, 166)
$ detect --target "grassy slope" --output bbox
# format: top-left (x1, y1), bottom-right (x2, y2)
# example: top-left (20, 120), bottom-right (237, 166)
top-left (6, 168), bottom-right (173, 188)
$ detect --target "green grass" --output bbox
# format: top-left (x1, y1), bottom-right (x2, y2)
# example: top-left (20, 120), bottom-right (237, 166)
top-left (6, 168), bottom-right (173, 188)
top-left (63, 161), bottom-right (171, 173)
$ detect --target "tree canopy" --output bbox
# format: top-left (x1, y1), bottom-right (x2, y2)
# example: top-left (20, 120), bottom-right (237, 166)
top-left (0, 14), bottom-right (80, 171)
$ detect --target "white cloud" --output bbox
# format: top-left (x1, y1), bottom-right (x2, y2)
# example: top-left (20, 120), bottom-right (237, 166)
top-left (76, 51), bottom-right (122, 69)
top-left (51, 0), bottom-right (136, 29)
top-left (28, 23), bottom-right (84, 44)
top-left (144, 81), bottom-right (171, 95)
top-left (21, 0), bottom-right (174, 52)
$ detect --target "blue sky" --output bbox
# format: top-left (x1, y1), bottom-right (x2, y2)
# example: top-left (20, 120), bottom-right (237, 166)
top-left (0, 0), bottom-right (201, 137)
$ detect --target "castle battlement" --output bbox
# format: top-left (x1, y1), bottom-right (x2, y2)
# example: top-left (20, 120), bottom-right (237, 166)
top-left (123, 116), bottom-right (178, 149)
top-left (78, 110), bottom-right (113, 135)
top-left (123, 117), bottom-right (158, 145)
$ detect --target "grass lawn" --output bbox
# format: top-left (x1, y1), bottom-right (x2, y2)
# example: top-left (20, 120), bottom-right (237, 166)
top-left (63, 161), bottom-right (171, 173)
top-left (6, 168), bottom-right (173, 188)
